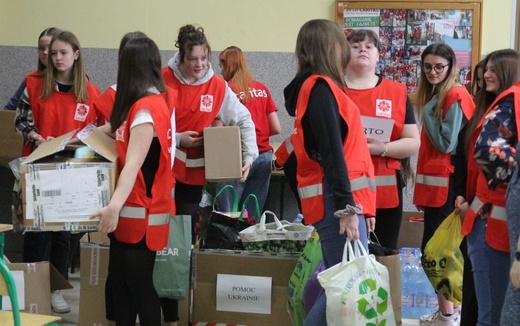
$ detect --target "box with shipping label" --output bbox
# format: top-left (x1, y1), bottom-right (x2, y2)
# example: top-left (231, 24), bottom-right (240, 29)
top-left (397, 211), bottom-right (424, 249)
top-left (79, 237), bottom-right (190, 325)
top-left (21, 124), bottom-right (118, 231)
top-left (191, 249), bottom-right (299, 325)
top-left (203, 126), bottom-right (242, 181)
top-left (0, 111), bottom-right (22, 168)
top-left (4, 261), bottom-right (72, 315)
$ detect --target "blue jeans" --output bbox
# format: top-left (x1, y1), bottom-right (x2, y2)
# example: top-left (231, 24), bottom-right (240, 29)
top-left (215, 150), bottom-right (272, 220)
top-left (304, 181), bottom-right (368, 326)
top-left (467, 218), bottom-right (510, 326)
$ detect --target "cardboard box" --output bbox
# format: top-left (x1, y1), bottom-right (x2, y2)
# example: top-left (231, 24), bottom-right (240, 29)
top-left (21, 124), bottom-right (117, 231)
top-left (5, 262), bottom-right (72, 315)
top-left (0, 111), bottom-right (23, 168)
top-left (397, 211), bottom-right (424, 249)
top-left (191, 249), bottom-right (299, 325)
top-left (203, 126), bottom-right (242, 181)
top-left (79, 238), bottom-right (190, 326)
top-left (79, 237), bottom-right (190, 325)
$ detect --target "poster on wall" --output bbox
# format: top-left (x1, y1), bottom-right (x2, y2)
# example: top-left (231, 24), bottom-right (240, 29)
top-left (343, 8), bottom-right (473, 94)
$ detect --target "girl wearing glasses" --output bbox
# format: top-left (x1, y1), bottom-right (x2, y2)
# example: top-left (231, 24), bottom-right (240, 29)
top-left (413, 43), bottom-right (475, 326)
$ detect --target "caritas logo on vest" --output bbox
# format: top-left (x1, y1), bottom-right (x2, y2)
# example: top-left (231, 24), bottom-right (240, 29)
top-left (238, 87), bottom-right (268, 100)
top-left (157, 247), bottom-right (180, 256)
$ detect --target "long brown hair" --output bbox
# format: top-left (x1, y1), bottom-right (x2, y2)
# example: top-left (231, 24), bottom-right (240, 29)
top-left (415, 43), bottom-right (458, 121)
top-left (110, 37), bottom-right (166, 131)
top-left (219, 46), bottom-right (254, 103)
top-left (464, 50), bottom-right (520, 152)
top-left (295, 19), bottom-right (350, 88)
top-left (37, 27), bottom-right (61, 72)
top-left (42, 31), bottom-right (89, 102)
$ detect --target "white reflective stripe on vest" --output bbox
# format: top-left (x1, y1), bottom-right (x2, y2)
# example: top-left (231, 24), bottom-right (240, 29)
top-left (298, 176), bottom-right (374, 200)
top-left (470, 195), bottom-right (507, 221)
top-left (416, 174), bottom-right (448, 187)
top-left (375, 175), bottom-right (397, 187)
top-left (350, 176), bottom-right (376, 191)
top-left (298, 184), bottom-right (323, 199)
top-left (171, 188), bottom-right (175, 198)
top-left (175, 149), bottom-right (205, 167)
top-left (148, 213), bottom-right (170, 226)
top-left (120, 206), bottom-right (146, 219)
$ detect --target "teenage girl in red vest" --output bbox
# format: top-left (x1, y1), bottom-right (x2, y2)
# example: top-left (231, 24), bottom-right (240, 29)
top-left (461, 49), bottom-right (520, 326)
top-left (160, 25), bottom-right (258, 325)
top-left (452, 60), bottom-right (485, 326)
top-left (345, 29), bottom-right (420, 250)
top-left (286, 19), bottom-right (376, 326)
top-left (91, 36), bottom-right (175, 325)
top-left (14, 30), bottom-right (100, 314)
top-left (413, 43), bottom-right (475, 325)
top-left (215, 46), bottom-right (281, 219)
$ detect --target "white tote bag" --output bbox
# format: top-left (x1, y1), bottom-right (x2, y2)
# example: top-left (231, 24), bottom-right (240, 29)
top-left (317, 239), bottom-right (396, 326)
top-left (238, 210), bottom-right (314, 252)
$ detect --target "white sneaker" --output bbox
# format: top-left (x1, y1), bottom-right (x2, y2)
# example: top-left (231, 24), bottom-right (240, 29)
top-left (419, 310), bottom-right (460, 326)
top-left (51, 290), bottom-right (70, 313)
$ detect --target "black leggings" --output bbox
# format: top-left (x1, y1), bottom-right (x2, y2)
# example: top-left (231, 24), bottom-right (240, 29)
top-left (372, 173), bottom-right (404, 250)
top-left (106, 235), bottom-right (161, 326)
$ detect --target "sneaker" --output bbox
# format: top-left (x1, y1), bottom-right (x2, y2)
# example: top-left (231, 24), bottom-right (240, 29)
top-left (51, 290), bottom-right (70, 313)
top-left (419, 310), bottom-right (460, 326)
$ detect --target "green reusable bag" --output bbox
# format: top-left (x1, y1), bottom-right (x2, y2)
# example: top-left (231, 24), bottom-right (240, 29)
top-left (153, 215), bottom-right (192, 300)
top-left (287, 229), bottom-right (322, 326)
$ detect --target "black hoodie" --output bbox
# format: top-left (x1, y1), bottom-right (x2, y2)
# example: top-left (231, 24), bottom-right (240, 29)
top-left (283, 69), bottom-right (356, 211)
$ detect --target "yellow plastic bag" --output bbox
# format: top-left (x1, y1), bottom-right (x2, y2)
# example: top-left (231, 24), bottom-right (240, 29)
top-left (422, 211), bottom-right (464, 304)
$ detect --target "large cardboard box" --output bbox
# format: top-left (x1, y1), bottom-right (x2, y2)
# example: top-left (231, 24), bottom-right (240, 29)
top-left (20, 124), bottom-right (117, 231)
top-left (79, 237), bottom-right (190, 325)
top-left (397, 211), bottom-right (424, 249)
top-left (203, 126), bottom-right (242, 181)
top-left (4, 261), bottom-right (72, 315)
top-left (191, 249), bottom-right (298, 325)
top-left (0, 111), bottom-right (23, 168)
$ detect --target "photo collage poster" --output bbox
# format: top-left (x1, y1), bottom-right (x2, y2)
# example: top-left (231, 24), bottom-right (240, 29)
top-left (342, 9), bottom-right (473, 94)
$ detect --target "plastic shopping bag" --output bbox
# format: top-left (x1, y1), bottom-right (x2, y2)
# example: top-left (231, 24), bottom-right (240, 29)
top-left (201, 185), bottom-right (259, 250)
top-left (422, 211), bottom-right (464, 304)
top-left (153, 215), bottom-right (192, 299)
top-left (318, 239), bottom-right (396, 326)
top-left (287, 229), bottom-right (322, 326)
top-left (239, 210), bottom-right (314, 252)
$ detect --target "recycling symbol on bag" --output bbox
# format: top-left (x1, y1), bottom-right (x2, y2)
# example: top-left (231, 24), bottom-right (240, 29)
top-left (356, 278), bottom-right (389, 325)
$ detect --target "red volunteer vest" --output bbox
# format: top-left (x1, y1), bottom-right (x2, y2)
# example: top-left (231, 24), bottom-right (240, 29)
top-left (114, 90), bottom-right (175, 251)
top-left (291, 75), bottom-right (376, 224)
top-left (22, 75), bottom-right (100, 155)
top-left (93, 85), bottom-right (116, 123)
top-left (346, 78), bottom-right (407, 208)
top-left (162, 66), bottom-right (226, 185)
top-left (462, 82), bottom-right (520, 252)
top-left (413, 86), bottom-right (475, 207)
top-left (274, 137), bottom-right (293, 168)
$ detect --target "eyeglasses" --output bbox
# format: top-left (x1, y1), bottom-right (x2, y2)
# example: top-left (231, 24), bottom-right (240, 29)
top-left (422, 63), bottom-right (450, 73)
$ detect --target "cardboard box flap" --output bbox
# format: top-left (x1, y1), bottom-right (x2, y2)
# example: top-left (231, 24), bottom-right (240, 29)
top-left (22, 130), bottom-right (77, 164)
top-left (76, 124), bottom-right (117, 163)
top-left (50, 263), bottom-right (73, 290)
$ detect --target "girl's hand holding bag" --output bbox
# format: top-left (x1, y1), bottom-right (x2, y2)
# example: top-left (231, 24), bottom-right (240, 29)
top-left (317, 239), bottom-right (396, 326)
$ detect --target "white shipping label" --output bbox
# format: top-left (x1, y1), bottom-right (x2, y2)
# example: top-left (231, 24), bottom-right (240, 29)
top-left (216, 274), bottom-right (272, 314)
top-left (25, 167), bottom-right (110, 222)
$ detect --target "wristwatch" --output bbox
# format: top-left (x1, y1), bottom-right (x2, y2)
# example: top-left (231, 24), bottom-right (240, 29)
top-left (515, 251), bottom-right (520, 262)
top-left (380, 143), bottom-right (389, 157)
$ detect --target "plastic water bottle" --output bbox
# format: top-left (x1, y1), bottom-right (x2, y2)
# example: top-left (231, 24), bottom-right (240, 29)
top-left (294, 213), bottom-right (304, 223)
top-left (400, 248), bottom-right (415, 318)
top-left (413, 249), bottom-right (431, 318)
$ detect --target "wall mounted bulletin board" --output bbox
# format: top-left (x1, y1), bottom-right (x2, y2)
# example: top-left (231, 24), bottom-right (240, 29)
top-left (336, 0), bottom-right (482, 99)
